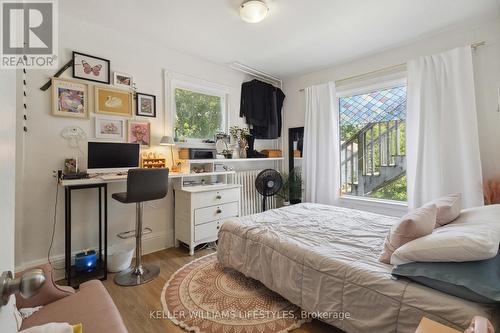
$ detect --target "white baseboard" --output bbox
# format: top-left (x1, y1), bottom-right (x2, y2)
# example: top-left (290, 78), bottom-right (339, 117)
top-left (15, 230), bottom-right (174, 282)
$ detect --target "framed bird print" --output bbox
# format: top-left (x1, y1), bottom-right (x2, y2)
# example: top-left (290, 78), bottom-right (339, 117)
top-left (94, 86), bottom-right (133, 117)
top-left (72, 51), bottom-right (111, 84)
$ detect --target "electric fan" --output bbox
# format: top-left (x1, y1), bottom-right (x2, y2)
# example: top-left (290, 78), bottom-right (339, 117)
top-left (255, 169), bottom-right (283, 211)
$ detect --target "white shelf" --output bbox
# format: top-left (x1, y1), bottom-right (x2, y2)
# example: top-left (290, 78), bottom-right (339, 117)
top-left (175, 142), bottom-right (216, 149)
top-left (179, 157), bottom-right (283, 163)
top-left (179, 171), bottom-right (235, 177)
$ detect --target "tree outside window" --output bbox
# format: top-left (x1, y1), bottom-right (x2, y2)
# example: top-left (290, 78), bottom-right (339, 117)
top-left (174, 88), bottom-right (224, 140)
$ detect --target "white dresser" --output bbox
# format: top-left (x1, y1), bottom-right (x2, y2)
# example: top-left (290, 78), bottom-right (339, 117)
top-left (174, 184), bottom-right (241, 255)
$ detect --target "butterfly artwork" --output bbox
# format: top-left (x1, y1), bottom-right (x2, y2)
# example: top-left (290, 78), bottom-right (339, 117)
top-left (82, 60), bottom-right (102, 76)
top-left (72, 51), bottom-right (110, 84)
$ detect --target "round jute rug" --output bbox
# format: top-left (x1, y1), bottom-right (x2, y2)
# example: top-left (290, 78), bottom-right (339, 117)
top-left (161, 253), bottom-right (308, 333)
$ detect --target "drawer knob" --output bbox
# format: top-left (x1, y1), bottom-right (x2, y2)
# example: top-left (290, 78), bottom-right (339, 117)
top-left (217, 226), bottom-right (220, 230)
top-left (216, 195), bottom-right (222, 199)
top-left (216, 208), bottom-right (222, 214)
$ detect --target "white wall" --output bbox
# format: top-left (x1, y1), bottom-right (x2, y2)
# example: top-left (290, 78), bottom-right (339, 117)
top-left (282, 16), bottom-right (500, 211)
top-left (14, 8), bottom-right (261, 269)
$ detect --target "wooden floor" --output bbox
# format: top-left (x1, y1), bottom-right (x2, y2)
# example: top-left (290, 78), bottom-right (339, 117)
top-left (101, 247), bottom-right (341, 333)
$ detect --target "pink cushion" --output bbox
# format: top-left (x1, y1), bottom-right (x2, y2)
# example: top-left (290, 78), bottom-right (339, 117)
top-left (430, 193), bottom-right (462, 227)
top-left (379, 204), bottom-right (437, 264)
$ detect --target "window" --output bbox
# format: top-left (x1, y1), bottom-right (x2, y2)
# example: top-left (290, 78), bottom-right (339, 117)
top-left (339, 84), bottom-right (407, 202)
top-left (169, 75), bottom-right (227, 141)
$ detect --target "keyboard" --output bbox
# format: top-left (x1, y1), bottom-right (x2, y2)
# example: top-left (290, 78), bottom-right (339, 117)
top-left (98, 174), bottom-right (128, 181)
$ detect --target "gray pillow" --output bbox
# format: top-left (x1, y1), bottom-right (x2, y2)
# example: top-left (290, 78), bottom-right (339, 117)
top-left (391, 249), bottom-right (500, 303)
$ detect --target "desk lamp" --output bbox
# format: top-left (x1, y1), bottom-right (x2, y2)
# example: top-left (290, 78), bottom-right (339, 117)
top-left (160, 136), bottom-right (178, 171)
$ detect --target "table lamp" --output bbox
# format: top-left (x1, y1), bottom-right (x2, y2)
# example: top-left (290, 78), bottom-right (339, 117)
top-left (160, 136), bottom-right (178, 171)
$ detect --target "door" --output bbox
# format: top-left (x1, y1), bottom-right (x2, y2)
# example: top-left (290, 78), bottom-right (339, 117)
top-left (0, 70), bottom-right (18, 332)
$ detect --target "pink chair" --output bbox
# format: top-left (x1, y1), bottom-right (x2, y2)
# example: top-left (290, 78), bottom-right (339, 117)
top-left (16, 264), bottom-right (128, 333)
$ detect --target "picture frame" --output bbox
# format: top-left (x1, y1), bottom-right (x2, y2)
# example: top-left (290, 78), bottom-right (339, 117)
top-left (113, 72), bottom-right (133, 88)
top-left (128, 120), bottom-right (151, 147)
top-left (136, 93), bottom-right (156, 118)
top-left (51, 78), bottom-right (88, 119)
top-left (94, 86), bottom-right (133, 117)
top-left (64, 158), bottom-right (78, 174)
top-left (94, 116), bottom-right (126, 141)
top-left (72, 51), bottom-right (111, 84)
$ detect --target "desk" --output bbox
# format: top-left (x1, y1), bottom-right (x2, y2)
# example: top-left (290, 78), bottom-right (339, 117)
top-left (60, 171), bottom-right (236, 285)
top-left (59, 172), bottom-right (192, 187)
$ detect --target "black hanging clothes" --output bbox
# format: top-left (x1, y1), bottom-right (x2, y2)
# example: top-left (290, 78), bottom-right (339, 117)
top-left (240, 79), bottom-right (285, 139)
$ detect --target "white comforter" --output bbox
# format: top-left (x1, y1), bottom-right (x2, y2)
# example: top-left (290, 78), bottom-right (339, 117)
top-left (217, 203), bottom-right (499, 333)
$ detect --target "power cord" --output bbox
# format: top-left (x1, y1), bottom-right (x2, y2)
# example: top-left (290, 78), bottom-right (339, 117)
top-left (48, 177), bottom-right (64, 270)
top-left (181, 241), bottom-right (218, 253)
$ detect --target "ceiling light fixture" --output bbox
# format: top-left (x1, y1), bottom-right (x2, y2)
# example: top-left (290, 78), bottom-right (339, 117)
top-left (240, 1), bottom-right (269, 23)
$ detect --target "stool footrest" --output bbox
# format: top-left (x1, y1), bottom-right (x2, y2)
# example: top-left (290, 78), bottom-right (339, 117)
top-left (117, 227), bottom-right (153, 239)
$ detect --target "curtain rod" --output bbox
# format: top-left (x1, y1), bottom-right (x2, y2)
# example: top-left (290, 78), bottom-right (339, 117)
top-left (299, 41), bottom-right (486, 92)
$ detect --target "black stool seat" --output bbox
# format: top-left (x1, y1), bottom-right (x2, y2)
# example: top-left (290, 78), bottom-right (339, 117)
top-left (111, 168), bottom-right (169, 286)
top-left (112, 168), bottom-right (169, 203)
top-left (111, 192), bottom-right (128, 203)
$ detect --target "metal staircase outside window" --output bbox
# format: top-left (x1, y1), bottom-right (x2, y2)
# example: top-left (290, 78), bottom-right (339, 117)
top-left (339, 85), bottom-right (407, 201)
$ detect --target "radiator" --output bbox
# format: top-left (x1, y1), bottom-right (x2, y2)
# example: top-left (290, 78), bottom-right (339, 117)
top-left (233, 169), bottom-right (277, 216)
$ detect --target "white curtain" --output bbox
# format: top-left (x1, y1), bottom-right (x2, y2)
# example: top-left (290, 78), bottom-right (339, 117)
top-left (303, 82), bottom-right (340, 205)
top-left (407, 46), bottom-right (483, 209)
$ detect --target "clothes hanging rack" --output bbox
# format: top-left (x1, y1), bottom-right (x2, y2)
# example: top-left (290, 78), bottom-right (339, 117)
top-left (230, 62), bottom-right (282, 89)
top-left (229, 62), bottom-right (284, 170)
top-left (299, 41), bottom-right (486, 92)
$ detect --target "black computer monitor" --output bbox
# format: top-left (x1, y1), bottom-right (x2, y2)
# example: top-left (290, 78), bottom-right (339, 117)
top-left (87, 142), bottom-right (140, 173)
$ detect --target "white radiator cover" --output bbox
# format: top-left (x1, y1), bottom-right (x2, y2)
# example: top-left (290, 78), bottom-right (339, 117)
top-left (233, 170), bottom-right (277, 216)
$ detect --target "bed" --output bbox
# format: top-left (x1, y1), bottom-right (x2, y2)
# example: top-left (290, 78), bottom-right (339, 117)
top-left (217, 203), bottom-right (500, 333)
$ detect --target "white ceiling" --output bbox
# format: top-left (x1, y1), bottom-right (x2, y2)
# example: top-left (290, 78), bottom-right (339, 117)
top-left (62, 0), bottom-right (500, 78)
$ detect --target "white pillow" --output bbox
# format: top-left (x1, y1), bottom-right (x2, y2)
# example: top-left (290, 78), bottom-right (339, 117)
top-left (431, 193), bottom-right (462, 227)
top-left (19, 323), bottom-right (73, 333)
top-left (391, 205), bottom-right (500, 265)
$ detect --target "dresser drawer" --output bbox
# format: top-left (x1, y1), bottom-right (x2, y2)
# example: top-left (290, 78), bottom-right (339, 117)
top-left (192, 187), bottom-right (240, 209)
top-left (194, 220), bottom-right (220, 242)
top-left (194, 202), bottom-right (239, 225)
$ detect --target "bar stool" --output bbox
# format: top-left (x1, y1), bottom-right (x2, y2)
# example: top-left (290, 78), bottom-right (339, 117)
top-left (112, 168), bottom-right (169, 286)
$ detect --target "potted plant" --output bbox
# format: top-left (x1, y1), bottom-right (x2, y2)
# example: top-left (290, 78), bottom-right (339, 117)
top-left (278, 169), bottom-right (303, 206)
top-left (277, 172), bottom-right (291, 206)
top-left (229, 126), bottom-right (250, 158)
top-left (288, 169), bottom-right (303, 205)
